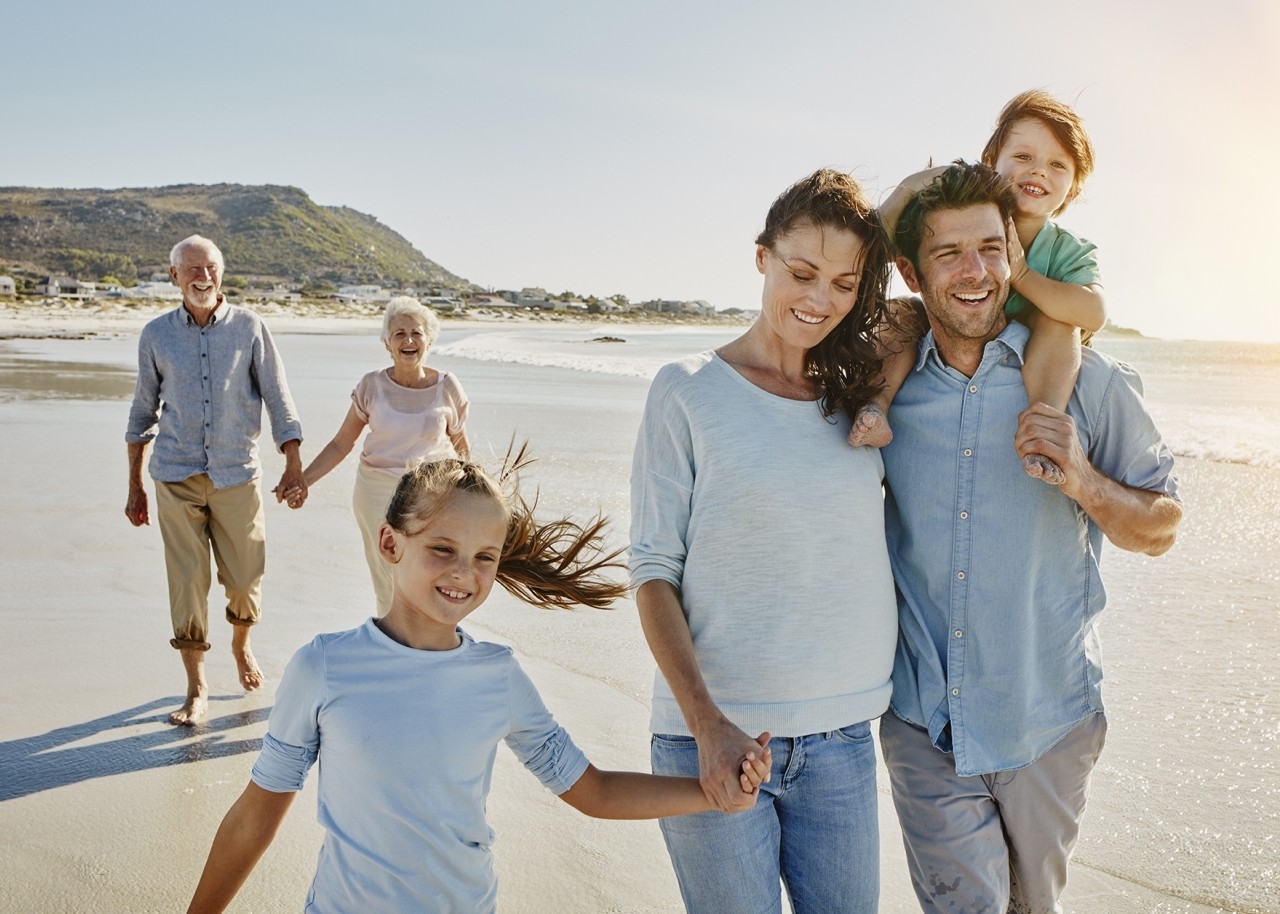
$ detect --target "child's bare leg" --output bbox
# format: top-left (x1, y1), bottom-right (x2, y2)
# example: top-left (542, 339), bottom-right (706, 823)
top-left (1019, 314), bottom-right (1081, 486)
top-left (849, 299), bottom-right (923, 448)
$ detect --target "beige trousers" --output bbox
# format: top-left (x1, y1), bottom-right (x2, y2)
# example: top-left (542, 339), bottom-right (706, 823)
top-left (352, 464), bottom-right (400, 618)
top-left (880, 711), bottom-right (1107, 914)
top-left (154, 475), bottom-right (265, 651)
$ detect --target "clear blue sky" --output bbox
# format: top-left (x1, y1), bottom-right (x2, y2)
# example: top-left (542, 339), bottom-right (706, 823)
top-left (4, 0), bottom-right (1277, 341)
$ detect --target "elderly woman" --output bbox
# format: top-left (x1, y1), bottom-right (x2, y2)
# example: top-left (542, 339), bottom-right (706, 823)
top-left (296, 296), bottom-right (469, 616)
top-left (630, 170), bottom-right (898, 913)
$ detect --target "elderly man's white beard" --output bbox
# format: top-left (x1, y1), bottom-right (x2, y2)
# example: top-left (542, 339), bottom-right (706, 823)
top-left (187, 284), bottom-right (217, 308)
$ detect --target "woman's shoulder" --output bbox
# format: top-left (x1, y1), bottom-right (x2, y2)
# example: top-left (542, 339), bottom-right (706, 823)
top-left (436, 369), bottom-right (467, 398)
top-left (652, 350), bottom-right (719, 388)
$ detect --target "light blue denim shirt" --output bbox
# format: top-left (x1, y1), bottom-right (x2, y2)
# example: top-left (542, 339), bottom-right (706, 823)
top-left (882, 321), bottom-right (1178, 776)
top-left (125, 300), bottom-right (302, 488)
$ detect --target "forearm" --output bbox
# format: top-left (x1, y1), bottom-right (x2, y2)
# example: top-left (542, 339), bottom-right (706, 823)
top-left (450, 428), bottom-right (470, 461)
top-left (281, 439), bottom-right (303, 473)
top-left (1013, 273), bottom-right (1106, 331)
top-left (1068, 468), bottom-right (1183, 555)
top-left (634, 580), bottom-right (724, 735)
top-left (188, 783), bottom-right (295, 914)
top-left (127, 442), bottom-right (148, 489)
top-left (302, 438), bottom-right (354, 486)
top-left (559, 765), bottom-right (709, 819)
top-left (877, 166), bottom-right (949, 242)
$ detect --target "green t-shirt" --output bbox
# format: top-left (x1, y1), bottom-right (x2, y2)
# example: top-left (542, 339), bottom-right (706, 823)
top-left (1005, 221), bottom-right (1101, 316)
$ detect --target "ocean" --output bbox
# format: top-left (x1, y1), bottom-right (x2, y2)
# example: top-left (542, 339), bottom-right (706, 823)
top-left (0, 321), bottom-right (1276, 912)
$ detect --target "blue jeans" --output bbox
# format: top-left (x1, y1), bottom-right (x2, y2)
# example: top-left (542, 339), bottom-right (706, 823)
top-left (651, 722), bottom-right (879, 914)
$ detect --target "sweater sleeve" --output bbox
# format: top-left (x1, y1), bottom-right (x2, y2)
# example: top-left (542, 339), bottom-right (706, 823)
top-left (250, 639), bottom-right (325, 793)
top-left (628, 365), bottom-right (696, 589)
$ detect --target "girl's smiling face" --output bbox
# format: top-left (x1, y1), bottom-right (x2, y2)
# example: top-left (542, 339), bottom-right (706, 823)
top-left (378, 491), bottom-right (508, 650)
top-left (993, 117), bottom-right (1078, 219)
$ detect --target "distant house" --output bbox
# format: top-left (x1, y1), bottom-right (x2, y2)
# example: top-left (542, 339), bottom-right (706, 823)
top-left (639, 298), bottom-right (715, 317)
top-left (125, 281), bottom-right (184, 301)
top-left (35, 276), bottom-right (96, 300)
top-left (249, 284), bottom-right (301, 303)
top-left (516, 287), bottom-right (553, 309)
top-left (0, 276), bottom-right (15, 296)
top-left (337, 285), bottom-right (392, 303)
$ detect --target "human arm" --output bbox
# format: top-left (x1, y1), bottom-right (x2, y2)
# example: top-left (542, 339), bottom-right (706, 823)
top-left (297, 405), bottom-right (367, 490)
top-left (272, 439), bottom-right (306, 508)
top-left (186, 782), bottom-right (296, 914)
top-left (1007, 218), bottom-right (1107, 332)
top-left (1014, 402), bottom-right (1183, 554)
top-left (635, 580), bottom-right (766, 813)
top-left (124, 441), bottom-right (150, 525)
top-left (449, 427), bottom-right (470, 461)
top-left (558, 743), bottom-right (770, 819)
top-left (878, 165), bottom-right (949, 242)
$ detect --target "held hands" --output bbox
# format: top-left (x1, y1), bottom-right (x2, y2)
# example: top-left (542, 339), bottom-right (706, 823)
top-left (697, 718), bottom-right (773, 813)
top-left (1014, 402), bottom-right (1094, 501)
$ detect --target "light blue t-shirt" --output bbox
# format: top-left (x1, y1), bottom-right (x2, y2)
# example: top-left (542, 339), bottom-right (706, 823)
top-left (882, 322), bottom-right (1178, 777)
top-left (1004, 220), bottom-right (1100, 317)
top-left (251, 620), bottom-right (589, 914)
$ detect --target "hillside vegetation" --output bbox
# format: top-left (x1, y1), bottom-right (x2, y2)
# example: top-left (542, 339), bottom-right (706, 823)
top-left (0, 184), bottom-right (474, 289)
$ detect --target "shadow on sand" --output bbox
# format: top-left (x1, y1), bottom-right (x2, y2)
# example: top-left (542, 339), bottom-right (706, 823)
top-left (0, 695), bottom-right (269, 802)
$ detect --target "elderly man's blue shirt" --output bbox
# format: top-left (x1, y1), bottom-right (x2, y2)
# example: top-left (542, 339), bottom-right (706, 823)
top-left (881, 321), bottom-right (1178, 777)
top-left (126, 300), bottom-right (302, 488)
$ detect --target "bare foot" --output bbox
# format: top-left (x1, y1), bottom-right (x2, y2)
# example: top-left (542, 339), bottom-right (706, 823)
top-left (847, 404), bottom-right (893, 448)
top-left (230, 627), bottom-right (265, 691)
top-left (169, 689), bottom-right (208, 726)
top-left (1023, 453), bottom-right (1066, 486)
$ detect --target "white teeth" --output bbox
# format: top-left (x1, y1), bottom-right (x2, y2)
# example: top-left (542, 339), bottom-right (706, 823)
top-left (955, 292), bottom-right (988, 302)
top-left (792, 310), bottom-right (824, 324)
top-left (439, 588), bottom-right (469, 600)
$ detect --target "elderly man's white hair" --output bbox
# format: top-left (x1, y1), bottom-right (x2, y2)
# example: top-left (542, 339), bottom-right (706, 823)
top-left (381, 296), bottom-right (441, 346)
top-left (169, 235), bottom-right (225, 269)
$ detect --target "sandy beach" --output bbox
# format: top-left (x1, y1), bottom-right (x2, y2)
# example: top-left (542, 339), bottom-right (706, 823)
top-left (0, 304), bottom-right (1266, 913)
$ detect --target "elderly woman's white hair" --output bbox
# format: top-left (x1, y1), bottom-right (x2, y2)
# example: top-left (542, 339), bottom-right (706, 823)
top-left (170, 234), bottom-right (225, 268)
top-left (381, 296), bottom-right (441, 346)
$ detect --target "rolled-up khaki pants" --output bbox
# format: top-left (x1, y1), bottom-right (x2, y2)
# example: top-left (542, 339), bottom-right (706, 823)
top-left (352, 464), bottom-right (401, 618)
top-left (154, 474), bottom-right (265, 651)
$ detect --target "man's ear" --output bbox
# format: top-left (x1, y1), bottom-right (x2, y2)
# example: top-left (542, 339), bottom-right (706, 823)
top-left (896, 256), bottom-right (922, 294)
top-left (378, 524), bottom-right (402, 564)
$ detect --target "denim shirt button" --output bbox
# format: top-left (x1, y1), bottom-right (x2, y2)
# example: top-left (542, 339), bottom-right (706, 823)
top-left (960, 511), bottom-right (968, 519)
top-left (969, 385), bottom-right (977, 393)
top-left (952, 688), bottom-right (959, 696)
top-left (957, 571), bottom-right (965, 580)
top-left (955, 630), bottom-right (963, 638)
top-left (963, 449), bottom-right (972, 457)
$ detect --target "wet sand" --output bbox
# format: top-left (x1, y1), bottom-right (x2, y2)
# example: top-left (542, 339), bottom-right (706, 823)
top-left (0, 321), bottom-right (1241, 913)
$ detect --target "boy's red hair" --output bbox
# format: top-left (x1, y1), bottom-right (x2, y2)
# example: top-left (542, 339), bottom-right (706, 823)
top-left (981, 90), bottom-right (1095, 215)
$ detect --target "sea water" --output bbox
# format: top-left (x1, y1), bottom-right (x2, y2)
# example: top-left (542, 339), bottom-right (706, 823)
top-left (2, 323), bottom-right (1276, 911)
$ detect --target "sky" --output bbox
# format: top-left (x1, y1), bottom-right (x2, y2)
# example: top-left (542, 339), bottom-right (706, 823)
top-left (4, 0), bottom-right (1278, 341)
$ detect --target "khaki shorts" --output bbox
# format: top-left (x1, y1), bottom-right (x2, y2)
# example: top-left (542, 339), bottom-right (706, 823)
top-left (154, 474), bottom-right (265, 650)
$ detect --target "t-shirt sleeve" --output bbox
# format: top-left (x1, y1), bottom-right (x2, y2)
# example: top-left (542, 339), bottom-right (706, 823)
top-left (503, 657), bottom-right (589, 795)
top-left (1046, 228), bottom-right (1101, 287)
top-left (444, 374), bottom-right (469, 435)
top-left (250, 639), bottom-right (325, 793)
top-left (1087, 361), bottom-right (1180, 502)
top-left (628, 366), bottom-right (695, 589)
top-left (350, 372), bottom-right (374, 424)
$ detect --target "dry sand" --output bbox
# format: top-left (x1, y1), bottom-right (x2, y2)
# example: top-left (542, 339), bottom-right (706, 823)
top-left (0, 307), bottom-right (1228, 913)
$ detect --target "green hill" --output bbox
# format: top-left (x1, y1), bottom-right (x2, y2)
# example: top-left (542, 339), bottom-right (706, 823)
top-left (0, 184), bottom-right (475, 289)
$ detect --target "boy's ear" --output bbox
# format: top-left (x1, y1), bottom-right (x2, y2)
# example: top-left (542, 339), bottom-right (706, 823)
top-left (378, 524), bottom-right (402, 564)
top-left (896, 256), bottom-right (923, 294)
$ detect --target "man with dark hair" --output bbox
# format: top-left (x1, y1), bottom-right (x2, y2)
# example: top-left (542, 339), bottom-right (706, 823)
top-left (878, 161), bottom-right (1182, 913)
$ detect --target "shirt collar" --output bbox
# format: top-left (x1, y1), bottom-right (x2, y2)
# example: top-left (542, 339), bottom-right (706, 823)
top-left (914, 319), bottom-right (1030, 372)
top-left (181, 294), bottom-right (229, 326)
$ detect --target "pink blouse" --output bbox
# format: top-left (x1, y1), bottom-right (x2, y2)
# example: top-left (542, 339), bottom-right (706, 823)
top-left (351, 368), bottom-right (469, 476)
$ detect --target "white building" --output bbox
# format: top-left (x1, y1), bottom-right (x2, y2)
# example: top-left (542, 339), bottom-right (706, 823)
top-left (337, 285), bottom-right (392, 303)
top-left (35, 276), bottom-right (96, 299)
top-left (125, 281), bottom-right (184, 301)
top-left (0, 276), bottom-right (15, 296)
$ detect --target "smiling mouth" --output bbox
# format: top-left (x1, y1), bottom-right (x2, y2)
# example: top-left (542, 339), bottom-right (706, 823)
top-left (1020, 182), bottom-right (1047, 197)
top-left (953, 290), bottom-right (992, 305)
top-left (792, 309), bottom-right (825, 325)
top-left (438, 587), bottom-right (470, 602)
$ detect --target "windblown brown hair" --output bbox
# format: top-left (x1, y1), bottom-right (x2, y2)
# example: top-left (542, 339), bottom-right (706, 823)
top-left (755, 168), bottom-right (894, 423)
top-left (980, 89), bottom-right (1095, 215)
top-left (384, 443), bottom-right (629, 610)
top-left (895, 161), bottom-right (1020, 270)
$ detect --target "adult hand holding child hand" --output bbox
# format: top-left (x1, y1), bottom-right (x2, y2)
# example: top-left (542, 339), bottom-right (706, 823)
top-left (696, 718), bottom-right (773, 812)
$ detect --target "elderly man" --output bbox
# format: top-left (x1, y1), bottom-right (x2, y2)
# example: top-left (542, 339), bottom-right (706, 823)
top-left (125, 235), bottom-right (305, 726)
top-left (878, 163), bottom-right (1182, 913)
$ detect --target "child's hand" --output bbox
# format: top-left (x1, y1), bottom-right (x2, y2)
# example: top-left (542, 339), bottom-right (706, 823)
top-left (1006, 217), bottom-right (1029, 288)
top-left (737, 732), bottom-right (772, 797)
